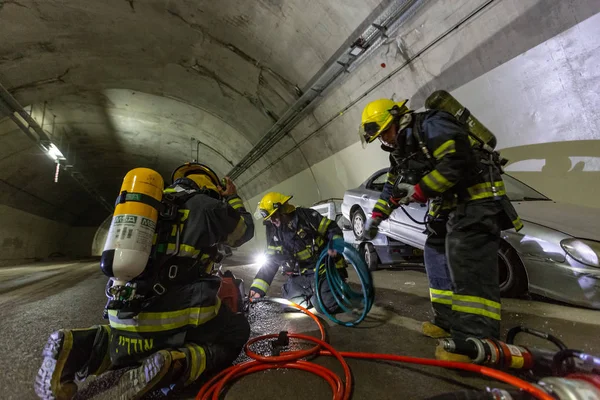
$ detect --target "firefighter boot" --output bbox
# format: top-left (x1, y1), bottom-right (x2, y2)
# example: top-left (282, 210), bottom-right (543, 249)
top-left (93, 345), bottom-right (206, 400)
top-left (435, 343), bottom-right (471, 363)
top-left (35, 326), bottom-right (112, 400)
top-left (422, 322), bottom-right (451, 338)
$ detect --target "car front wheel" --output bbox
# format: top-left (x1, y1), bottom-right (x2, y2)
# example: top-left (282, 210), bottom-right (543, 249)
top-left (363, 242), bottom-right (379, 271)
top-left (352, 208), bottom-right (367, 240)
top-left (498, 244), bottom-right (528, 297)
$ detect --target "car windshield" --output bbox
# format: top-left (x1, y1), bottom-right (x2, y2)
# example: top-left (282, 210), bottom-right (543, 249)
top-left (367, 171), bottom-right (388, 192)
top-left (503, 174), bottom-right (551, 201)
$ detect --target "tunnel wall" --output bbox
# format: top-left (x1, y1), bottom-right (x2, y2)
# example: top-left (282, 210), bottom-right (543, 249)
top-left (238, 0), bottom-right (600, 210)
top-left (0, 205), bottom-right (70, 266)
top-left (63, 227), bottom-right (99, 259)
top-left (241, 5), bottom-right (600, 251)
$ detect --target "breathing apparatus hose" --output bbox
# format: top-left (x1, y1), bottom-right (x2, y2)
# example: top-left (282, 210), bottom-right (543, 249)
top-left (196, 297), bottom-right (554, 400)
top-left (314, 240), bottom-right (375, 327)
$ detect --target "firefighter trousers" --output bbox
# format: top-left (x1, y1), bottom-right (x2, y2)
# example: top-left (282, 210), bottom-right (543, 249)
top-left (281, 272), bottom-right (341, 314)
top-left (54, 304), bottom-right (249, 389)
top-left (446, 199), bottom-right (503, 339)
top-left (424, 218), bottom-right (454, 332)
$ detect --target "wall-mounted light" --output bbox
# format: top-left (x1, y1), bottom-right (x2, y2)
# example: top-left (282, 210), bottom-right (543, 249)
top-left (45, 143), bottom-right (66, 162)
top-left (350, 46), bottom-right (365, 57)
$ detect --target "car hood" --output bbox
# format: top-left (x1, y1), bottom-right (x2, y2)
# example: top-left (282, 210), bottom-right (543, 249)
top-left (514, 201), bottom-right (600, 240)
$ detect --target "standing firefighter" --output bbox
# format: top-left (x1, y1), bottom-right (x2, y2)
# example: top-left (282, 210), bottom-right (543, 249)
top-left (35, 163), bottom-right (254, 400)
top-left (249, 192), bottom-right (346, 313)
top-left (358, 97), bottom-right (522, 361)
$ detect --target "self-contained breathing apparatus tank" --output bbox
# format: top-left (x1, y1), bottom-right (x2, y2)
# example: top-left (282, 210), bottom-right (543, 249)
top-left (100, 168), bottom-right (164, 286)
top-left (425, 90), bottom-right (497, 150)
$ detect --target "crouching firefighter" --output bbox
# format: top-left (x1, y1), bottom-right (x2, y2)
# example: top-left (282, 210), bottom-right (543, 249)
top-left (358, 96), bottom-right (523, 361)
top-left (35, 162), bottom-right (254, 400)
top-left (249, 192), bottom-right (347, 313)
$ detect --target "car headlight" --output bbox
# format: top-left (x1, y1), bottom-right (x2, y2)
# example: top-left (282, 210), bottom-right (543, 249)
top-left (560, 239), bottom-right (600, 267)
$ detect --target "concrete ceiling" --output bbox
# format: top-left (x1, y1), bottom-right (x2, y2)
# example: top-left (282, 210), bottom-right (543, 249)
top-left (0, 0), bottom-right (380, 225)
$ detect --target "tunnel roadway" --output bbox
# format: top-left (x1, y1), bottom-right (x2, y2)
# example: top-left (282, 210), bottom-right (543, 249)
top-left (1, 255), bottom-right (599, 400)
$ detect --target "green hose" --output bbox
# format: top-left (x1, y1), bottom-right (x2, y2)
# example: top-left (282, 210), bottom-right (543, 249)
top-left (314, 240), bottom-right (375, 327)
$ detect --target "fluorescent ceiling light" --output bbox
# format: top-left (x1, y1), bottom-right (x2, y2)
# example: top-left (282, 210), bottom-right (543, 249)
top-left (350, 46), bottom-right (364, 56)
top-left (46, 143), bottom-right (66, 161)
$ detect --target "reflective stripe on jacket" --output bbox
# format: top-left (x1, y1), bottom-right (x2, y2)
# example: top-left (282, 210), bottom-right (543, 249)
top-left (375, 111), bottom-right (522, 231)
top-left (251, 207), bottom-right (344, 295)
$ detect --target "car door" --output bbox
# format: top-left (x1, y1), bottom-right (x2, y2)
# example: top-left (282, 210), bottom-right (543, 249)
top-left (362, 171), bottom-right (391, 233)
top-left (387, 191), bottom-right (428, 250)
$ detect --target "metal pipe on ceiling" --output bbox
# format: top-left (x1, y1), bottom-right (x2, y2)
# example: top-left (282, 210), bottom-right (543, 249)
top-left (227, 0), bottom-right (423, 181)
top-left (237, 0), bottom-right (497, 189)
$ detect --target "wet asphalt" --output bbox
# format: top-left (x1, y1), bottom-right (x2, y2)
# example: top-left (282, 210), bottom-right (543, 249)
top-left (1, 258), bottom-right (599, 400)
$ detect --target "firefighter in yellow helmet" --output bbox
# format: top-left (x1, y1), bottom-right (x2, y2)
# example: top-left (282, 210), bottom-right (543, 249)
top-left (359, 98), bottom-right (522, 361)
top-left (35, 162), bottom-right (254, 400)
top-left (249, 192), bottom-right (347, 313)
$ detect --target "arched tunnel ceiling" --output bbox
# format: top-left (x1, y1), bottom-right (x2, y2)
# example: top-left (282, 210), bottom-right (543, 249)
top-left (0, 0), bottom-right (380, 225)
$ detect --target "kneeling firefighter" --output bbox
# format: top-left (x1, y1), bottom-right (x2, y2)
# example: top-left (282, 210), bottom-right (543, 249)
top-left (35, 162), bottom-right (254, 400)
top-left (249, 192), bottom-right (347, 313)
top-left (358, 93), bottom-right (523, 361)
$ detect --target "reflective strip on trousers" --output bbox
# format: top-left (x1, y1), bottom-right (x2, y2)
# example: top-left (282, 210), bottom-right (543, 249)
top-left (184, 343), bottom-right (206, 385)
top-left (452, 294), bottom-right (501, 321)
top-left (430, 288), bottom-right (453, 305)
top-left (422, 170), bottom-right (454, 193)
top-left (228, 197), bottom-right (244, 210)
top-left (466, 181), bottom-right (506, 201)
top-left (108, 300), bottom-right (221, 333)
top-left (433, 140), bottom-right (456, 160)
top-left (251, 278), bottom-right (269, 293)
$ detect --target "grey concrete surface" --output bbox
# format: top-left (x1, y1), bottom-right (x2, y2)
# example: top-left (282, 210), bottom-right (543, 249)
top-left (1, 1), bottom-right (599, 270)
top-left (1, 259), bottom-right (599, 400)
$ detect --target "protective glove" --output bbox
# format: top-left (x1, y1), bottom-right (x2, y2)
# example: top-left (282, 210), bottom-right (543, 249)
top-left (363, 213), bottom-right (383, 240)
top-left (391, 183), bottom-right (428, 205)
top-left (249, 288), bottom-right (265, 300)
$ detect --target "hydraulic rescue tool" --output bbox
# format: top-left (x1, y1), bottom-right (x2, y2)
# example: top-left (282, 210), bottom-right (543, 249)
top-left (439, 326), bottom-right (600, 398)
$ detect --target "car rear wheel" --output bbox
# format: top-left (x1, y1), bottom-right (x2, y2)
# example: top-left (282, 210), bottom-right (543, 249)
top-left (352, 208), bottom-right (367, 240)
top-left (363, 242), bottom-right (379, 271)
top-left (498, 244), bottom-right (528, 297)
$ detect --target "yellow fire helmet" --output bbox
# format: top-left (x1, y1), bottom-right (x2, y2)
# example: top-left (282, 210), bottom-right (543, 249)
top-left (255, 192), bottom-right (295, 220)
top-left (171, 162), bottom-right (222, 193)
top-left (359, 98), bottom-right (410, 147)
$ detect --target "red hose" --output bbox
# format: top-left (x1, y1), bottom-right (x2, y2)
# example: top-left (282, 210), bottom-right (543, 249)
top-left (196, 300), bottom-right (554, 400)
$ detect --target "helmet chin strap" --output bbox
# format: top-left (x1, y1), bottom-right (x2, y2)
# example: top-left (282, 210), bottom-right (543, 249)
top-left (398, 113), bottom-right (413, 132)
top-left (381, 113), bottom-right (413, 149)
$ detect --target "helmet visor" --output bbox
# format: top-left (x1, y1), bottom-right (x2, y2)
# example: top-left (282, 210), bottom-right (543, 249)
top-left (358, 122), bottom-right (382, 148)
top-left (254, 205), bottom-right (276, 221)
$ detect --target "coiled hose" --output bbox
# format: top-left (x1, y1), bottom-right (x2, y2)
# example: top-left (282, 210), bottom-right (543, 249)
top-left (313, 240), bottom-right (375, 327)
